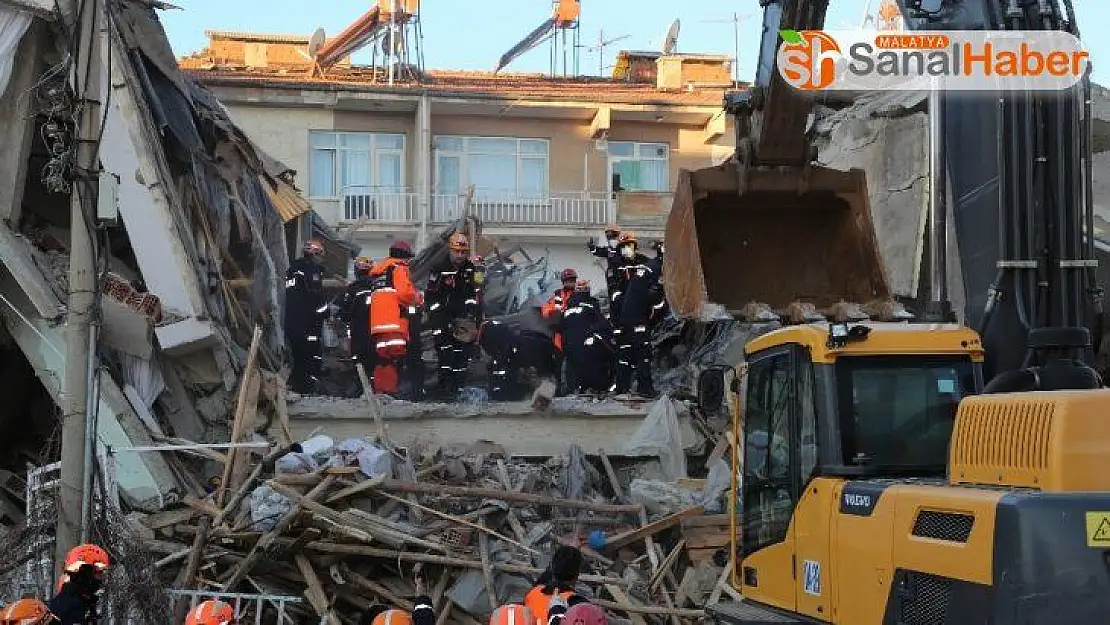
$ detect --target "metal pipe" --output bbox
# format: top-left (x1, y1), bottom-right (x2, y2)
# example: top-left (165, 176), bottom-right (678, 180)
top-left (79, 324), bottom-right (99, 543)
top-left (926, 86), bottom-right (948, 318)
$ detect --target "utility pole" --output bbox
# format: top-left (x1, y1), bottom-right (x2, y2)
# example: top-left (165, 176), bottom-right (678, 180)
top-left (57, 0), bottom-right (104, 571)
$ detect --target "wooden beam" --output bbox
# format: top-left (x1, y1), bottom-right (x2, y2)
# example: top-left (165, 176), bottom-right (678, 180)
top-left (375, 479), bottom-right (643, 515)
top-left (603, 507), bottom-right (704, 551)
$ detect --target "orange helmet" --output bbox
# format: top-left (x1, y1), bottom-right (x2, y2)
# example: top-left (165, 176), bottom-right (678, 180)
top-left (371, 609), bottom-right (413, 625)
top-left (63, 543), bottom-right (110, 573)
top-left (354, 256), bottom-right (374, 276)
top-left (617, 231), bottom-right (637, 246)
top-left (303, 238), bottom-right (324, 256)
top-left (0, 599), bottom-right (53, 625)
top-left (489, 604), bottom-right (534, 625)
top-left (184, 600), bottom-right (235, 625)
top-left (448, 233), bottom-right (470, 253)
top-left (603, 223), bottom-right (620, 235)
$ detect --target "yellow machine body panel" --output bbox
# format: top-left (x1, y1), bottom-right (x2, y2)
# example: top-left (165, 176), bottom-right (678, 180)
top-left (743, 322), bottom-right (985, 364)
top-left (950, 388), bottom-right (1110, 492)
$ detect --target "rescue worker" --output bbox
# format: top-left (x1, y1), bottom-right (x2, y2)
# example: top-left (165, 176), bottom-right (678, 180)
top-left (559, 280), bottom-right (611, 394)
top-left (478, 313), bottom-right (561, 401)
top-left (284, 238), bottom-right (329, 394)
top-left (524, 546), bottom-right (586, 625)
top-left (647, 240), bottom-right (669, 324)
top-left (611, 232), bottom-right (660, 397)
top-left (488, 605), bottom-right (535, 625)
top-left (48, 543), bottom-right (110, 625)
top-left (183, 599), bottom-right (234, 624)
top-left (541, 269), bottom-right (579, 392)
top-left (586, 224), bottom-right (622, 303)
top-left (0, 598), bottom-right (55, 625)
top-left (359, 576), bottom-right (434, 625)
top-left (426, 234), bottom-right (484, 397)
top-left (339, 256), bottom-right (376, 377)
top-left (367, 240), bottom-right (423, 396)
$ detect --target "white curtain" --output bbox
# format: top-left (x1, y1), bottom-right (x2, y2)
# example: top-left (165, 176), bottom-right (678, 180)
top-left (0, 7), bottom-right (31, 98)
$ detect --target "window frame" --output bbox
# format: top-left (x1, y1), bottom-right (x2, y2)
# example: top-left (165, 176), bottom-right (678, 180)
top-left (432, 135), bottom-right (551, 198)
top-left (308, 131), bottom-right (407, 200)
top-left (607, 141), bottom-right (670, 193)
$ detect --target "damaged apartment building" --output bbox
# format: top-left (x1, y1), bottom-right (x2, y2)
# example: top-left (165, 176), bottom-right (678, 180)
top-left (176, 5), bottom-right (738, 290)
top-left (0, 0), bottom-right (354, 521)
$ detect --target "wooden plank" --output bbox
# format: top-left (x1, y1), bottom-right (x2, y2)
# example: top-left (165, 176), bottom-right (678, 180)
top-left (376, 479), bottom-right (644, 515)
top-left (649, 539), bottom-right (686, 593)
top-left (603, 507), bottom-right (705, 551)
top-left (604, 584), bottom-right (648, 625)
top-left (598, 448), bottom-right (624, 501)
top-left (217, 324), bottom-right (262, 507)
top-left (680, 514), bottom-right (731, 529)
top-left (355, 362), bottom-right (388, 444)
top-left (141, 507), bottom-right (198, 530)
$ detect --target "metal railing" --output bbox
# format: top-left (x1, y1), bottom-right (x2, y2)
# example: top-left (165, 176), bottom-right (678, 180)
top-left (342, 186), bottom-right (418, 222)
top-left (432, 191), bottom-right (615, 226)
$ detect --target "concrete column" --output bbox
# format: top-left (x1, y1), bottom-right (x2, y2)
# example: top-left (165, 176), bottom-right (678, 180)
top-left (416, 94), bottom-right (431, 249)
top-left (0, 22), bottom-right (38, 226)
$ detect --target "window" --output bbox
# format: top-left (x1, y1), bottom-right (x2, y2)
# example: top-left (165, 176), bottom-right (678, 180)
top-left (608, 141), bottom-right (669, 192)
top-left (434, 136), bottom-right (549, 199)
top-left (835, 356), bottom-right (977, 470)
top-left (742, 350), bottom-right (796, 555)
top-left (309, 132), bottom-right (406, 198)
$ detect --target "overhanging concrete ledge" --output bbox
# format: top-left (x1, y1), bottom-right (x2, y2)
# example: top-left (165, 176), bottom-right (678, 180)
top-left (287, 396), bottom-right (706, 458)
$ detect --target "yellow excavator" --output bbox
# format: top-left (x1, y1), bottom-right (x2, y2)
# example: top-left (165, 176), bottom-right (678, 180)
top-left (670, 1), bottom-right (1110, 623)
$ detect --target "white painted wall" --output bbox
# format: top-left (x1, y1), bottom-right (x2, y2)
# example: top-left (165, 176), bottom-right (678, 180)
top-left (102, 98), bottom-right (204, 318)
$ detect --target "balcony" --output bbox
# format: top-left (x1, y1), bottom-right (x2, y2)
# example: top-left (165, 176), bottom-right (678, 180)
top-left (342, 186), bottom-right (419, 223)
top-left (338, 187), bottom-right (616, 229)
top-left (432, 191), bottom-right (615, 227)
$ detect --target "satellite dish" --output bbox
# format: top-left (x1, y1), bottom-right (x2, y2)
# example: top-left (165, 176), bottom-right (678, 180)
top-left (663, 19), bottom-right (680, 54)
top-left (308, 27), bottom-right (326, 57)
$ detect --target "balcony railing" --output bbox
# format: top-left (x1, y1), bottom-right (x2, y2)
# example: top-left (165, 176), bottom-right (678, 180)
top-left (432, 191), bottom-right (615, 226)
top-left (339, 187), bottom-right (616, 228)
top-left (342, 186), bottom-right (419, 223)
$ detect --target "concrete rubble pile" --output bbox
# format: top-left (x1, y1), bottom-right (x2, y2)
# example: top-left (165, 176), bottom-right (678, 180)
top-left (135, 389), bottom-right (736, 624)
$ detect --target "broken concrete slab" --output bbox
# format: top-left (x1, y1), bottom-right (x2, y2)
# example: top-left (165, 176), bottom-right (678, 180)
top-left (286, 395), bottom-right (706, 458)
top-left (0, 271), bottom-right (183, 510)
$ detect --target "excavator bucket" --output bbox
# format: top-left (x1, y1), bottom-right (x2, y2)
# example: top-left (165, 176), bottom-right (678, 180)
top-left (663, 160), bottom-right (890, 318)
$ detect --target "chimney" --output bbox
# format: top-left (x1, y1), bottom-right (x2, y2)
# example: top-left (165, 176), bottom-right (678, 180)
top-left (655, 54), bottom-right (733, 90)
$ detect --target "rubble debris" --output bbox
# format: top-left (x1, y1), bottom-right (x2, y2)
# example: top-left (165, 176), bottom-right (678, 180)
top-left (135, 426), bottom-right (735, 623)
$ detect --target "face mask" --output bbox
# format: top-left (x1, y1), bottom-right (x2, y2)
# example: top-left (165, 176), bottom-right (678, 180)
top-left (621, 246), bottom-right (635, 259)
top-left (607, 238), bottom-right (617, 248)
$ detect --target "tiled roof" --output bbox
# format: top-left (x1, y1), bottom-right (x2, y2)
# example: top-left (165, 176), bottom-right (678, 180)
top-left (180, 63), bottom-right (731, 107)
top-left (204, 30), bottom-right (310, 44)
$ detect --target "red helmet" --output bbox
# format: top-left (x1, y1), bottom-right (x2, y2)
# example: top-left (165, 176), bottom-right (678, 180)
top-left (560, 268), bottom-right (578, 282)
top-left (354, 256), bottom-right (374, 275)
top-left (184, 600), bottom-right (234, 625)
top-left (563, 603), bottom-right (607, 625)
top-left (303, 238), bottom-right (324, 256)
top-left (390, 239), bottom-right (414, 258)
top-left (63, 543), bottom-right (110, 573)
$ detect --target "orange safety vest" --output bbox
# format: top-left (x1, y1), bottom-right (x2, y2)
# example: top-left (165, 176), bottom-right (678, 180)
top-left (368, 259), bottom-right (422, 358)
top-left (524, 586), bottom-right (575, 625)
top-left (541, 288), bottom-right (575, 352)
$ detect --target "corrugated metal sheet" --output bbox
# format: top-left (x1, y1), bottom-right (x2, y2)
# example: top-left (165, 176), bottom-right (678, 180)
top-left (263, 176), bottom-right (311, 223)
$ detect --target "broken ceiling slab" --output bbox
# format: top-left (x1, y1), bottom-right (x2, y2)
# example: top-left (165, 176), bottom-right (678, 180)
top-left (155, 317), bottom-right (220, 356)
top-left (0, 274), bottom-right (183, 509)
top-left (0, 225), bottom-right (63, 319)
top-left (100, 297), bottom-right (154, 359)
top-left (286, 396), bottom-right (705, 458)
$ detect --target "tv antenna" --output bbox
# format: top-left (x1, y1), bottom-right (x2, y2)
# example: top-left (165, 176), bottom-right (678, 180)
top-left (579, 29), bottom-right (629, 76)
top-left (699, 12), bottom-right (752, 83)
